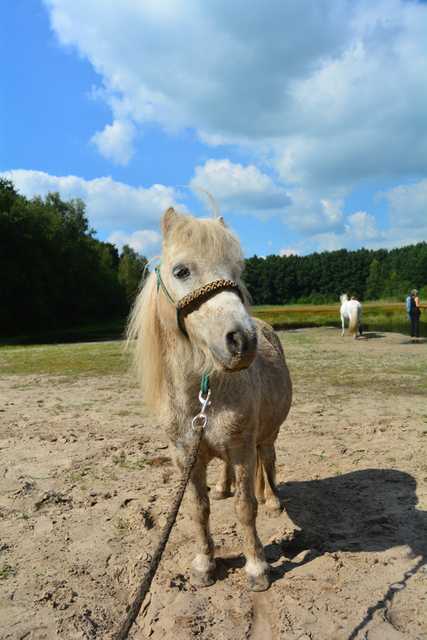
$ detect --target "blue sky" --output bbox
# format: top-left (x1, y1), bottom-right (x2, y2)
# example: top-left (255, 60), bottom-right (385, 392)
top-left (1, 0), bottom-right (426, 259)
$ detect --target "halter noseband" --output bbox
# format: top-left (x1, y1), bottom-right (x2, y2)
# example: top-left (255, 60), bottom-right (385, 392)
top-left (154, 260), bottom-right (245, 338)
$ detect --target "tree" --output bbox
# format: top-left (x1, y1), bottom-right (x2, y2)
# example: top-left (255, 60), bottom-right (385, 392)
top-left (0, 181), bottom-right (129, 335)
top-left (382, 271), bottom-right (411, 300)
top-left (118, 245), bottom-right (148, 302)
top-left (365, 260), bottom-right (385, 300)
top-left (242, 256), bottom-right (268, 305)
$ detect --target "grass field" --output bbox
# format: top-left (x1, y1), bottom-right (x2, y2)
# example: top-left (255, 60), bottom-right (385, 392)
top-left (2, 298), bottom-right (426, 347)
top-left (0, 341), bottom-right (131, 377)
top-left (251, 300), bottom-right (421, 330)
top-left (1, 327), bottom-right (426, 400)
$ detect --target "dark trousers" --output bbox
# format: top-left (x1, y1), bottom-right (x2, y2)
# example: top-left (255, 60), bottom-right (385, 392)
top-left (410, 312), bottom-right (420, 337)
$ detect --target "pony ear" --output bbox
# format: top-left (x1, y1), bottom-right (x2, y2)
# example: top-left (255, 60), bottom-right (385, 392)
top-left (217, 215), bottom-right (227, 227)
top-left (161, 207), bottom-right (179, 242)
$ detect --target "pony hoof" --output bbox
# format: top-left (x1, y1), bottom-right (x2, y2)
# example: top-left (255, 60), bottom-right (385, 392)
top-left (211, 488), bottom-right (231, 500)
top-left (190, 571), bottom-right (215, 588)
top-left (266, 505), bottom-right (282, 518)
top-left (247, 573), bottom-right (270, 592)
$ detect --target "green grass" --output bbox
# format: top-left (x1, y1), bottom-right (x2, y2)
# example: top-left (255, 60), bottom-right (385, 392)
top-left (0, 340), bottom-right (130, 377)
top-left (112, 452), bottom-right (149, 470)
top-left (251, 300), bottom-right (417, 330)
top-left (1, 300), bottom-right (425, 397)
top-left (1, 565), bottom-right (11, 580)
top-left (280, 329), bottom-right (427, 399)
top-left (114, 517), bottom-right (130, 535)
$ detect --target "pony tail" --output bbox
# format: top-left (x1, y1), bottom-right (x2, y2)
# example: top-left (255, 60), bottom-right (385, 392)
top-left (349, 314), bottom-right (358, 338)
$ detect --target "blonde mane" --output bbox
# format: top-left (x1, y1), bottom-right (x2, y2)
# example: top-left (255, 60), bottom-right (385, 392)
top-left (126, 211), bottom-right (249, 411)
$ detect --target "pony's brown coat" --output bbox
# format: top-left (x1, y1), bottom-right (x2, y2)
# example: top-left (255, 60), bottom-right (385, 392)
top-left (127, 207), bottom-right (292, 590)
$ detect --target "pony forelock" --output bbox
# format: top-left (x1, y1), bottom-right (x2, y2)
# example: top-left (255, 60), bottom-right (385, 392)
top-left (166, 211), bottom-right (244, 269)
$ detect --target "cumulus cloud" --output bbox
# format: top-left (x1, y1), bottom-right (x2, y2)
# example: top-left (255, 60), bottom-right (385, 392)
top-left (278, 189), bottom-right (426, 254)
top-left (90, 119), bottom-right (136, 166)
top-left (190, 159), bottom-right (291, 220)
top-left (279, 246), bottom-right (303, 257)
top-left (308, 206), bottom-right (421, 253)
top-left (281, 188), bottom-right (345, 235)
top-left (1, 169), bottom-right (185, 232)
top-left (375, 179), bottom-right (427, 230)
top-left (107, 229), bottom-right (161, 257)
top-left (45, 0), bottom-right (427, 188)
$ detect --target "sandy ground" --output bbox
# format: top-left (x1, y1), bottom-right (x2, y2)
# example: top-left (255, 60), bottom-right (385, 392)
top-left (1, 328), bottom-right (426, 640)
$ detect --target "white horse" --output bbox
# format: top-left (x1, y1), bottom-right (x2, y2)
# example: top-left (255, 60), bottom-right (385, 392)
top-left (340, 294), bottom-right (363, 339)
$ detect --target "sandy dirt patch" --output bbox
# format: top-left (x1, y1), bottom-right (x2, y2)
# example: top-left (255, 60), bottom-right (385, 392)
top-left (1, 328), bottom-right (426, 639)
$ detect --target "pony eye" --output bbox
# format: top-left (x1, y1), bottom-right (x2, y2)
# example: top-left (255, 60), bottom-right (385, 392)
top-left (173, 265), bottom-right (190, 280)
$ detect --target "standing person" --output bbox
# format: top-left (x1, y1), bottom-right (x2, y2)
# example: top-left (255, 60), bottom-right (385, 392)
top-left (409, 289), bottom-right (426, 338)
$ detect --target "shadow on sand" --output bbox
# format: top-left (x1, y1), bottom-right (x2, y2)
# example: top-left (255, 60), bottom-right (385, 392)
top-left (264, 469), bottom-right (427, 639)
top-left (212, 468), bottom-right (426, 638)
top-left (358, 331), bottom-right (387, 340)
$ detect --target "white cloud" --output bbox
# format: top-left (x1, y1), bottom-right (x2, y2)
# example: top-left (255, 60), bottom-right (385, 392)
top-left (277, 182), bottom-right (426, 254)
top-left (279, 247), bottom-right (302, 257)
top-left (375, 179), bottom-right (427, 229)
top-left (347, 211), bottom-right (380, 242)
top-left (107, 229), bottom-right (161, 257)
top-left (309, 205), bottom-right (422, 253)
top-left (191, 159), bottom-right (291, 220)
top-left (90, 119), bottom-right (136, 166)
top-left (0, 169), bottom-right (186, 232)
top-left (45, 0), bottom-right (427, 189)
top-left (281, 188), bottom-right (345, 235)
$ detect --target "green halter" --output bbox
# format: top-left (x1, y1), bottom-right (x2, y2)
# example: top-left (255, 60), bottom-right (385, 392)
top-left (154, 259), bottom-right (246, 398)
top-left (154, 259), bottom-right (245, 341)
top-left (154, 259), bottom-right (189, 338)
top-left (155, 259), bottom-right (210, 395)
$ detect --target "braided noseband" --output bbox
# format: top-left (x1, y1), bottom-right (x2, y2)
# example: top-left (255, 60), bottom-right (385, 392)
top-left (178, 279), bottom-right (244, 309)
top-left (154, 261), bottom-right (245, 338)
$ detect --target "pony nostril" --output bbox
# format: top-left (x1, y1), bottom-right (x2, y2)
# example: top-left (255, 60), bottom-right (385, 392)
top-left (225, 330), bottom-right (256, 357)
top-left (226, 331), bottom-right (240, 356)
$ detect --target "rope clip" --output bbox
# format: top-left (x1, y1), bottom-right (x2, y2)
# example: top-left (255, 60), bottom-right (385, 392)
top-left (191, 389), bottom-right (211, 430)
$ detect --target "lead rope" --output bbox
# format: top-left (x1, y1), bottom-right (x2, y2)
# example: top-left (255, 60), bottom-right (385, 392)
top-left (114, 384), bottom-right (211, 640)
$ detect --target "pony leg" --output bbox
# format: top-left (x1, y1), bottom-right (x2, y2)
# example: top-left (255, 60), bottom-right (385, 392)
top-left (211, 461), bottom-right (234, 500)
top-left (341, 314), bottom-right (345, 336)
top-left (184, 461), bottom-right (216, 587)
top-left (256, 443), bottom-right (281, 516)
top-left (233, 447), bottom-right (270, 592)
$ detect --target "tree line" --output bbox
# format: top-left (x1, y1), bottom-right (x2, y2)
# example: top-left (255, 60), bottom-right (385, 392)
top-left (1, 177), bottom-right (426, 336)
top-left (0, 178), bottom-right (147, 336)
top-left (242, 243), bottom-right (427, 306)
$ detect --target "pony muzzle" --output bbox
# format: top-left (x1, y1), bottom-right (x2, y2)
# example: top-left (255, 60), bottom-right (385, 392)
top-left (217, 326), bottom-right (258, 372)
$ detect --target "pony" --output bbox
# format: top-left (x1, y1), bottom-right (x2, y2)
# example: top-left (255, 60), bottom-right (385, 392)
top-left (340, 293), bottom-right (363, 339)
top-left (127, 205), bottom-right (292, 592)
